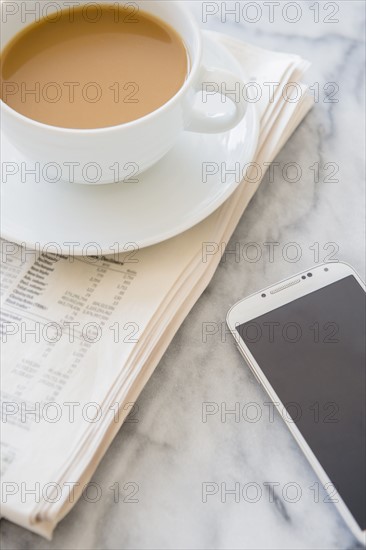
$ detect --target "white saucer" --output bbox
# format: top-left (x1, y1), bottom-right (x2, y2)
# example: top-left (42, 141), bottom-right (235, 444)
top-left (1, 32), bottom-right (259, 254)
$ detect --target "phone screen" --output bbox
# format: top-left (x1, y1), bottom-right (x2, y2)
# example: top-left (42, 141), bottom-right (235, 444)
top-left (236, 275), bottom-right (366, 530)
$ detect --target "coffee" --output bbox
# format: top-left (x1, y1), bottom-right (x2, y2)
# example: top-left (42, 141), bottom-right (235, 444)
top-left (0, 5), bottom-right (189, 129)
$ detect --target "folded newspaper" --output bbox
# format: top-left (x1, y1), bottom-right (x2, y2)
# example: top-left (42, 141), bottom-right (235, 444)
top-left (0, 32), bottom-right (314, 537)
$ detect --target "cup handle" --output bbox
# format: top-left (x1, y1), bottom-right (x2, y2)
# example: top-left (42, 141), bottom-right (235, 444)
top-left (186, 66), bottom-right (247, 134)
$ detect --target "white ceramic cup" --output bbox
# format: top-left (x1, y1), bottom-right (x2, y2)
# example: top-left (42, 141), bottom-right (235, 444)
top-left (1, 0), bottom-right (248, 184)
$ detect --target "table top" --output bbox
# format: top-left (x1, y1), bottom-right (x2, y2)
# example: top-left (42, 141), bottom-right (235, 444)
top-left (1, 2), bottom-right (365, 549)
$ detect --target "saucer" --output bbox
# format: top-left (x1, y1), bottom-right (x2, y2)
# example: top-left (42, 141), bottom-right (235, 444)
top-left (0, 32), bottom-right (259, 254)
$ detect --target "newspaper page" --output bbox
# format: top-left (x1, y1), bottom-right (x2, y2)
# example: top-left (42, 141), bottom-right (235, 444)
top-left (0, 34), bottom-right (313, 537)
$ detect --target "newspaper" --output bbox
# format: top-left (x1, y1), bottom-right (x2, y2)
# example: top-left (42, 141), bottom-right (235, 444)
top-left (0, 32), bottom-right (314, 537)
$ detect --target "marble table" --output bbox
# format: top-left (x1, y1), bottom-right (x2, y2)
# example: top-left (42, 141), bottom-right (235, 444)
top-left (1, 1), bottom-right (365, 548)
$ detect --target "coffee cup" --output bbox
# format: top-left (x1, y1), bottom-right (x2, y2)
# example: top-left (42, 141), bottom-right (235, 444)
top-left (1, 0), bottom-right (248, 185)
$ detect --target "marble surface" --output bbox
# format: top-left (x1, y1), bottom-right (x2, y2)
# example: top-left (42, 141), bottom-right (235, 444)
top-left (1, 1), bottom-right (365, 548)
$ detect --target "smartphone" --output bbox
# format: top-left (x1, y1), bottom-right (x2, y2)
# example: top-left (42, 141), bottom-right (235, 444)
top-left (227, 262), bottom-right (365, 543)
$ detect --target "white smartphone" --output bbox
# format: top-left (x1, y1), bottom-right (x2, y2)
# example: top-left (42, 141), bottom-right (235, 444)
top-left (227, 262), bottom-right (365, 543)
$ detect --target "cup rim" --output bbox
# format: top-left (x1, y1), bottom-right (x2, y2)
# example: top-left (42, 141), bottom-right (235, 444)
top-left (0, 0), bottom-right (202, 134)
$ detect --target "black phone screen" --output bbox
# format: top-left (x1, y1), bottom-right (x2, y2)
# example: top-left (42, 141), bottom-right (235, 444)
top-left (236, 275), bottom-right (366, 530)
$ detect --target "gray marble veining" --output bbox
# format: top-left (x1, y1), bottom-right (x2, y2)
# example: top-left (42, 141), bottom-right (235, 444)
top-left (1, 2), bottom-right (365, 549)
